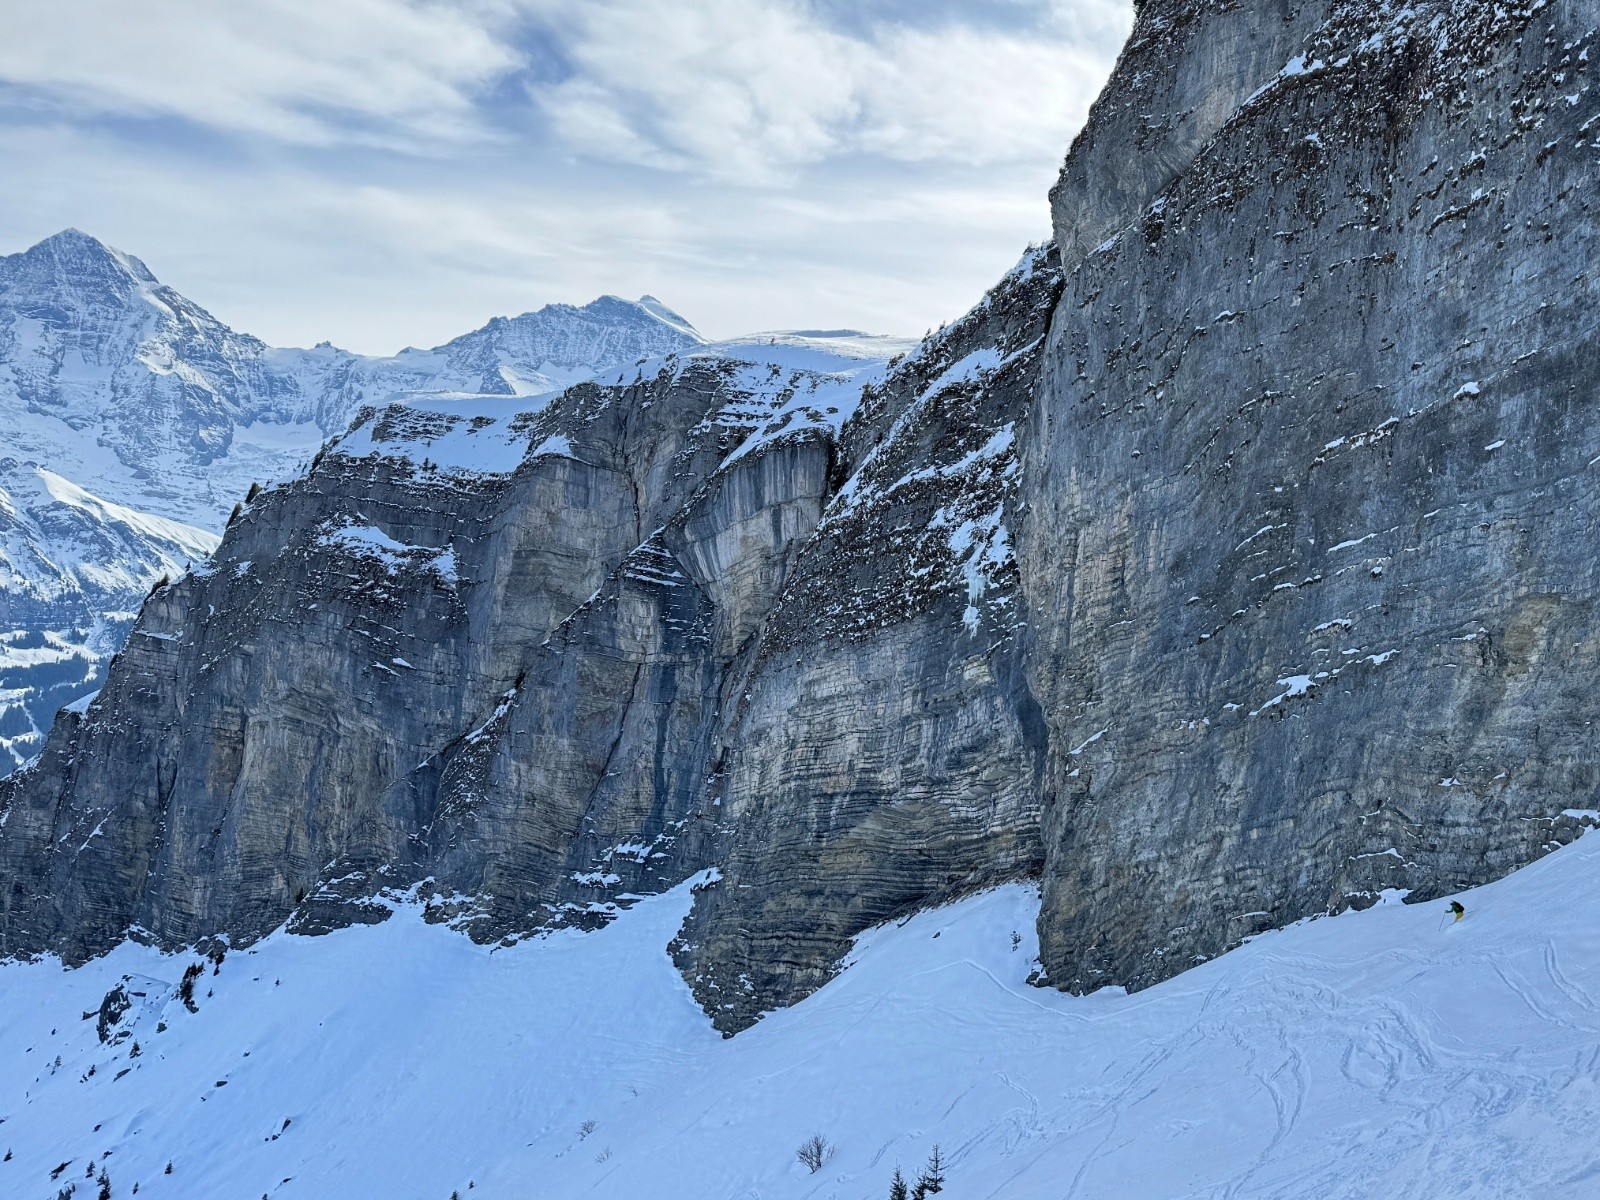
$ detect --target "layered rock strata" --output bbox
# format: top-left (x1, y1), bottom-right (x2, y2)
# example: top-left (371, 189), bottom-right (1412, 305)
top-left (1023, 0), bottom-right (1600, 991)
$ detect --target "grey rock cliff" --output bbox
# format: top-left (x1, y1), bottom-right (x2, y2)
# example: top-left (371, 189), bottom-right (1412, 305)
top-left (674, 251), bottom-right (1061, 1030)
top-left (6, 0), bottom-right (1600, 1037)
top-left (0, 333), bottom-right (924, 969)
top-left (1022, 0), bottom-right (1600, 993)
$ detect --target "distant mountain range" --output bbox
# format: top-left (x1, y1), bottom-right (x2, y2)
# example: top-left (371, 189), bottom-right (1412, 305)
top-left (0, 229), bottom-right (706, 527)
top-left (0, 228), bottom-right (708, 770)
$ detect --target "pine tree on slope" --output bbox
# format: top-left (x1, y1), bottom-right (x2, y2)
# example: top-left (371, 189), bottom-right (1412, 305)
top-left (912, 1145), bottom-right (945, 1198)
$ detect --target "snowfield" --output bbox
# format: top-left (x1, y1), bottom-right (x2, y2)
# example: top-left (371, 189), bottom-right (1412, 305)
top-left (2, 835), bottom-right (1598, 1199)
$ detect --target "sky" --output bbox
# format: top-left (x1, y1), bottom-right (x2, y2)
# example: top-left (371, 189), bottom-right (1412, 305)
top-left (0, 0), bottom-right (1132, 354)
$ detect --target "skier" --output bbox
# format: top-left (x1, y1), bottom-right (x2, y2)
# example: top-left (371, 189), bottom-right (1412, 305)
top-left (1448, 900), bottom-right (1465, 922)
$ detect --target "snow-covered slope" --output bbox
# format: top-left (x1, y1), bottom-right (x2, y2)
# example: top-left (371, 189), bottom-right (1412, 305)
top-left (374, 292), bottom-right (706, 400)
top-left (2, 828), bottom-right (1596, 1198)
top-left (594, 327), bottom-right (920, 467)
top-left (325, 329), bottom-right (917, 494)
top-left (0, 461), bottom-right (217, 770)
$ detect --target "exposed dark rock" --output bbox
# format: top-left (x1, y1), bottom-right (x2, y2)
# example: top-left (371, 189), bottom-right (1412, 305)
top-left (674, 249), bottom-right (1063, 1031)
top-left (1022, 0), bottom-right (1600, 993)
top-left (0, 337), bottom-right (926, 974)
top-left (94, 981), bottom-right (132, 1044)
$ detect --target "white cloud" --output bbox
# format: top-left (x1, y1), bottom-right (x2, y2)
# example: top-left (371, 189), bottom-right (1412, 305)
top-left (0, 0), bottom-right (521, 147)
top-left (0, 118), bottom-right (1061, 352)
top-left (531, 0), bottom-right (859, 181)
top-left (0, 2), bottom-right (1132, 353)
top-left (527, 0), bottom-right (1129, 182)
top-left (0, 1), bottom-right (1129, 175)
top-left (851, 22), bottom-right (1115, 163)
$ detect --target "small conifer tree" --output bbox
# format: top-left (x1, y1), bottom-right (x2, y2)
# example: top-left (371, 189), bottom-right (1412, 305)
top-left (888, 1167), bottom-right (909, 1200)
top-left (912, 1145), bottom-right (945, 1198)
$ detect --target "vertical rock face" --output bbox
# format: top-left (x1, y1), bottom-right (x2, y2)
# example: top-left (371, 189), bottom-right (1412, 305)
top-left (0, 248), bottom-right (1062, 1031)
top-left (0, 334), bottom-right (921, 966)
top-left (0, 419), bottom-right (627, 956)
top-left (1021, 0), bottom-right (1600, 993)
top-left (1049, 0), bottom-right (1327, 267)
top-left (675, 251), bottom-right (1062, 1030)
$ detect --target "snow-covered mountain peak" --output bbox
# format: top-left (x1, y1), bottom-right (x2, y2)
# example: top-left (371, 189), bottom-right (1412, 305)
top-left (4, 228), bottom-right (158, 293)
top-left (6, 227), bottom-right (232, 341)
top-left (0, 229), bottom-right (238, 349)
top-left (0, 230), bottom-right (713, 526)
top-left (410, 292), bottom-right (708, 397)
top-left (710, 328), bottom-right (918, 365)
top-left (634, 293), bottom-right (700, 339)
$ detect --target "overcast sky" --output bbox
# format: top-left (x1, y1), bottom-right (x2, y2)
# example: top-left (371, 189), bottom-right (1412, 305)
top-left (0, 0), bottom-right (1130, 354)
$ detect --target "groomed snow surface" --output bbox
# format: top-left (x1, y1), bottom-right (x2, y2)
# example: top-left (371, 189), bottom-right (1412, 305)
top-left (3, 837), bottom-right (1599, 1199)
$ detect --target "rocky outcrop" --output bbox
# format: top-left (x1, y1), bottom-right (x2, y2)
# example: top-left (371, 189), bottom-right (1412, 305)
top-left (0, 334), bottom-right (916, 965)
top-left (1022, 0), bottom-right (1600, 993)
top-left (0, 244), bottom-right (1060, 1030)
top-left (674, 250), bottom-right (1061, 1030)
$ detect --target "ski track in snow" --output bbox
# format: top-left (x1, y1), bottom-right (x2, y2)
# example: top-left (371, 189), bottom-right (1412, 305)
top-left (3, 838), bottom-right (1600, 1199)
